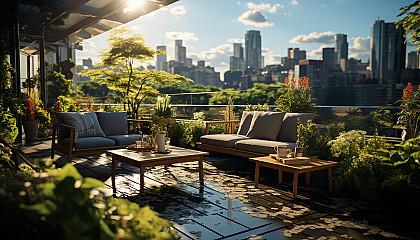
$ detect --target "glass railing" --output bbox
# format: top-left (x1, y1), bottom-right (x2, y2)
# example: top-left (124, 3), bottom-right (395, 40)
top-left (79, 103), bottom-right (403, 138)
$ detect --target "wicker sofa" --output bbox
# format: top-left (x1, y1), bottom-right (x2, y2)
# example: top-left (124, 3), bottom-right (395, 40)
top-left (51, 111), bottom-right (151, 163)
top-left (198, 111), bottom-right (315, 158)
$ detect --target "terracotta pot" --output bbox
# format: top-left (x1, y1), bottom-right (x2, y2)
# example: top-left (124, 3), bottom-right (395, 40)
top-left (23, 119), bottom-right (40, 141)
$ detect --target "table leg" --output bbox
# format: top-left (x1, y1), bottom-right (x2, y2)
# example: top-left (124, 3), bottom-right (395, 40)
top-left (278, 169), bottom-right (282, 184)
top-left (328, 167), bottom-right (333, 192)
top-left (254, 162), bottom-right (260, 188)
top-left (111, 155), bottom-right (116, 194)
top-left (140, 165), bottom-right (145, 193)
top-left (293, 171), bottom-right (298, 198)
top-left (305, 172), bottom-right (311, 186)
top-left (199, 156), bottom-right (204, 185)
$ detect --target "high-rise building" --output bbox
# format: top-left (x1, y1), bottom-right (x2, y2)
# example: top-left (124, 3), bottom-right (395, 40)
top-left (334, 34), bottom-right (348, 69)
top-left (322, 48), bottom-right (335, 69)
top-left (245, 30), bottom-right (262, 69)
top-left (369, 20), bottom-right (406, 84)
top-left (230, 43), bottom-right (245, 71)
top-left (83, 58), bottom-right (93, 69)
top-left (197, 60), bottom-right (205, 68)
top-left (174, 40), bottom-right (182, 62)
top-left (287, 48), bottom-right (306, 60)
top-left (156, 46), bottom-right (167, 72)
top-left (408, 51), bottom-right (420, 69)
top-left (177, 46), bottom-right (186, 63)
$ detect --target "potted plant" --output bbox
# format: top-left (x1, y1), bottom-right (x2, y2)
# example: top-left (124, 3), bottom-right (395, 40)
top-left (275, 77), bottom-right (315, 113)
top-left (22, 99), bottom-right (40, 141)
top-left (152, 95), bottom-right (174, 152)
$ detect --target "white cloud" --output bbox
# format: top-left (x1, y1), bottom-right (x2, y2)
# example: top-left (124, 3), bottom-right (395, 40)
top-left (291, 0), bottom-right (299, 5)
top-left (237, 1), bottom-right (241, 5)
top-left (170, 6), bottom-right (186, 15)
top-left (349, 36), bottom-right (370, 59)
top-left (165, 32), bottom-right (199, 41)
top-left (289, 31), bottom-right (336, 44)
top-left (246, 2), bottom-right (283, 13)
top-left (238, 10), bottom-right (274, 27)
top-left (308, 45), bottom-right (328, 58)
top-left (220, 62), bottom-right (228, 66)
top-left (265, 54), bottom-right (283, 65)
top-left (321, 4), bottom-right (328, 7)
top-left (227, 38), bottom-right (245, 43)
top-left (283, 12), bottom-right (292, 16)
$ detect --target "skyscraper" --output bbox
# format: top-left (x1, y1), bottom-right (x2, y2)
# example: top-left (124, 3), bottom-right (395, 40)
top-left (334, 34), bottom-right (348, 68)
top-left (407, 51), bottom-right (420, 69)
top-left (322, 47), bottom-right (335, 69)
top-left (230, 43), bottom-right (245, 71)
top-left (369, 20), bottom-right (406, 83)
top-left (174, 40), bottom-right (186, 63)
top-left (245, 30), bottom-right (262, 69)
top-left (156, 46), bottom-right (167, 72)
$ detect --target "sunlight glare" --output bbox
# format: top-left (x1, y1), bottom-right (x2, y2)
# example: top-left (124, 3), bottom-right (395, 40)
top-left (124, 0), bottom-right (145, 13)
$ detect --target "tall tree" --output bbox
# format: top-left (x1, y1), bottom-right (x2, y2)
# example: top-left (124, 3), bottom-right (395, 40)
top-left (80, 27), bottom-right (191, 119)
top-left (396, 1), bottom-right (420, 48)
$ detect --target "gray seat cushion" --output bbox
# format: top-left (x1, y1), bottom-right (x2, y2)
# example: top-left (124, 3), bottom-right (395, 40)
top-left (59, 137), bottom-right (115, 149)
top-left (237, 111), bottom-right (254, 136)
top-left (107, 134), bottom-right (142, 146)
top-left (246, 111), bottom-right (286, 141)
top-left (200, 134), bottom-right (248, 148)
top-left (96, 112), bottom-right (128, 136)
top-left (56, 112), bottom-right (106, 142)
top-left (277, 113), bottom-right (315, 142)
top-left (234, 139), bottom-right (297, 154)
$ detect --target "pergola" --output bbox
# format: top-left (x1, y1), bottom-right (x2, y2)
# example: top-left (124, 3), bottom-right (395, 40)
top-left (9, 0), bottom-right (179, 140)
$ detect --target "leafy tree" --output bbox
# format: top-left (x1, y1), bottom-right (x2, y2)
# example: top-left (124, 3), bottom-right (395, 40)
top-left (396, 1), bottom-right (420, 48)
top-left (80, 27), bottom-right (191, 119)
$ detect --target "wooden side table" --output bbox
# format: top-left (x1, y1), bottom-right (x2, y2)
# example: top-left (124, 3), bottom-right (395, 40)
top-left (250, 156), bottom-right (339, 198)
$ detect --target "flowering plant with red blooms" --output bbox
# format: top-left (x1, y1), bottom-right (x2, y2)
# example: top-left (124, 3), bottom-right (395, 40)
top-left (275, 77), bottom-right (315, 113)
top-left (398, 82), bottom-right (420, 139)
top-left (25, 99), bottom-right (36, 121)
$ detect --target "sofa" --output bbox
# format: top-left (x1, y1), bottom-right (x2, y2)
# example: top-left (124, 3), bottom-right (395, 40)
top-left (51, 111), bottom-right (152, 163)
top-left (198, 111), bottom-right (315, 158)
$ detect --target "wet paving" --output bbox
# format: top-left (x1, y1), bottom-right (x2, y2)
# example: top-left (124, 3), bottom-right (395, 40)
top-left (23, 140), bottom-right (418, 240)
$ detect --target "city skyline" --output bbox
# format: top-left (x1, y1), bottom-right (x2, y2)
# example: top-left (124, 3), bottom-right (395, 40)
top-left (76, 0), bottom-right (416, 79)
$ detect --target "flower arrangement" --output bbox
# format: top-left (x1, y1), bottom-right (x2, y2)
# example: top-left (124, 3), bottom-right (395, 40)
top-left (154, 95), bottom-right (172, 118)
top-left (152, 95), bottom-right (174, 134)
top-left (397, 82), bottom-right (420, 139)
top-left (25, 99), bottom-right (36, 121)
top-left (275, 77), bottom-right (315, 113)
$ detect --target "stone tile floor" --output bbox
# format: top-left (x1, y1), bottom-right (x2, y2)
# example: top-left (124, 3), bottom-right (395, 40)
top-left (23, 140), bottom-right (418, 240)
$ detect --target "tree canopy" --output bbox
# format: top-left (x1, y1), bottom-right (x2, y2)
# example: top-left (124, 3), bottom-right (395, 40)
top-left (80, 27), bottom-right (191, 118)
top-left (396, 1), bottom-right (420, 48)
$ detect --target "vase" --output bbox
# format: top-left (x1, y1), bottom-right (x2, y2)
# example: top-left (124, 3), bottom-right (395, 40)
top-left (294, 147), bottom-right (307, 157)
top-left (155, 133), bottom-right (166, 153)
top-left (23, 119), bottom-right (40, 141)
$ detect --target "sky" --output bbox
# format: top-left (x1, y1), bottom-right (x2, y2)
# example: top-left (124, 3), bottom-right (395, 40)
top-left (76, 0), bottom-right (416, 79)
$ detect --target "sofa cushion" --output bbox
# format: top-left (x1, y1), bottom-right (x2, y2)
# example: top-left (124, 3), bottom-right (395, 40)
top-left (96, 112), bottom-right (128, 136)
top-left (277, 113), bottom-right (315, 143)
top-left (200, 134), bottom-right (248, 148)
top-left (107, 134), bottom-right (142, 146)
top-left (237, 111), bottom-right (254, 136)
top-left (234, 139), bottom-right (296, 154)
top-left (246, 111), bottom-right (286, 141)
top-left (57, 112), bottom-right (106, 142)
top-left (60, 137), bottom-right (115, 149)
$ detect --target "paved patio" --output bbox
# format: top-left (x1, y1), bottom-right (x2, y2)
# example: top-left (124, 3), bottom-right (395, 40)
top-left (23, 140), bottom-right (417, 239)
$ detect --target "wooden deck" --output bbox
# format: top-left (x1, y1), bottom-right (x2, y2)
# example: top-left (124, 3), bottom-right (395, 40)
top-left (22, 140), bottom-right (417, 240)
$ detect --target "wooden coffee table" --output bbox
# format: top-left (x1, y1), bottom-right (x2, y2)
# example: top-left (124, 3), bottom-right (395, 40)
top-left (250, 156), bottom-right (339, 198)
top-left (108, 146), bottom-right (209, 193)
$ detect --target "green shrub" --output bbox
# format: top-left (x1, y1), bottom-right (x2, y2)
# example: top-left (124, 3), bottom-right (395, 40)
top-left (0, 163), bottom-right (178, 239)
top-left (0, 111), bottom-right (18, 144)
top-left (56, 95), bottom-right (80, 112)
top-left (328, 130), bottom-right (366, 160)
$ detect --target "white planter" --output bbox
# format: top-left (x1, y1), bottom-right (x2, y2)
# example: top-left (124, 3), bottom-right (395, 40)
top-left (155, 134), bottom-right (166, 153)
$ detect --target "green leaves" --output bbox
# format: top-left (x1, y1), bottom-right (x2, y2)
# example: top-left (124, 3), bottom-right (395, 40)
top-left (396, 1), bottom-right (420, 48)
